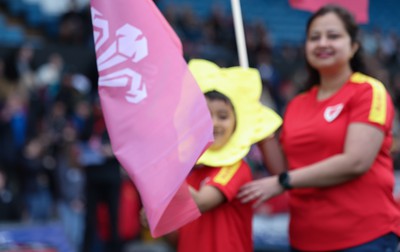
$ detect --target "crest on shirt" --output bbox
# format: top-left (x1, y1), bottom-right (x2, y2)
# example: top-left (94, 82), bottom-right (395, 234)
top-left (324, 103), bottom-right (344, 122)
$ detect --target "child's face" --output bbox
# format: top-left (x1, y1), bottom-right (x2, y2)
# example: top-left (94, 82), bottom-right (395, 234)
top-left (206, 98), bottom-right (236, 150)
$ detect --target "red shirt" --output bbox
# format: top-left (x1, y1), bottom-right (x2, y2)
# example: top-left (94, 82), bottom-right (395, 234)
top-left (178, 160), bottom-right (253, 252)
top-left (280, 73), bottom-right (400, 251)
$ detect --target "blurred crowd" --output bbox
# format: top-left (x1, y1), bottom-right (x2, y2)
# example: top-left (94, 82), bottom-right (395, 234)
top-left (0, 1), bottom-right (399, 252)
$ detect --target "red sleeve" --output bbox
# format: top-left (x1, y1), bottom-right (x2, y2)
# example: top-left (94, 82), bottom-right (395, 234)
top-left (206, 160), bottom-right (252, 202)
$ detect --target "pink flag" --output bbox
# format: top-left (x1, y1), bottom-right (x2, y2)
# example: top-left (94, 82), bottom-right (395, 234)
top-left (289, 0), bottom-right (369, 24)
top-left (90, 0), bottom-right (213, 237)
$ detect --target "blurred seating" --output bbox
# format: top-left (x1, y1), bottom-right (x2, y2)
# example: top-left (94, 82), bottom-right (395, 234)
top-left (2, 0), bottom-right (61, 38)
top-left (163, 0), bottom-right (400, 44)
top-left (24, 2), bottom-right (43, 28)
top-left (1, 0), bottom-right (400, 45)
top-left (0, 23), bottom-right (25, 46)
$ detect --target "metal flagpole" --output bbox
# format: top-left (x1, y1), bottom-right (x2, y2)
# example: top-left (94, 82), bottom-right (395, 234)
top-left (230, 0), bottom-right (249, 68)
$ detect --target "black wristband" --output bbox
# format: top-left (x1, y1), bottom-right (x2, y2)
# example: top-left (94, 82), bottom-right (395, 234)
top-left (278, 171), bottom-right (293, 190)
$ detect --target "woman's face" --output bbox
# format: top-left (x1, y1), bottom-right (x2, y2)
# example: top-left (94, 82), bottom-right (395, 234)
top-left (206, 98), bottom-right (236, 150)
top-left (305, 12), bottom-right (358, 74)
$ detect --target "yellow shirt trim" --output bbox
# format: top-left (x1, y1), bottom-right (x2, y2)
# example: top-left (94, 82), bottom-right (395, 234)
top-left (351, 73), bottom-right (387, 125)
top-left (213, 161), bottom-right (241, 186)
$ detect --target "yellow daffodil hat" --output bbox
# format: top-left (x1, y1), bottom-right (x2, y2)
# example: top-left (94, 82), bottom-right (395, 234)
top-left (189, 59), bottom-right (282, 167)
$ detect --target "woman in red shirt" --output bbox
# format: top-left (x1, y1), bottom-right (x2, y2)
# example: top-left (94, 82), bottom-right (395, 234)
top-left (239, 5), bottom-right (400, 252)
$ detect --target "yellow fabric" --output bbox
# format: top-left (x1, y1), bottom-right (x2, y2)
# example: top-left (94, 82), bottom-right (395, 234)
top-left (189, 59), bottom-right (283, 167)
top-left (351, 72), bottom-right (387, 125)
top-left (213, 161), bottom-right (242, 186)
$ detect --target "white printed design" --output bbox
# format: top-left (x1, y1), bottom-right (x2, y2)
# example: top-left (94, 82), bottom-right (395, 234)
top-left (92, 7), bottom-right (148, 104)
top-left (324, 103), bottom-right (344, 122)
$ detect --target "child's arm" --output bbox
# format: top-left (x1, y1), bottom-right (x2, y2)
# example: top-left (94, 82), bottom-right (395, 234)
top-left (257, 134), bottom-right (287, 175)
top-left (189, 185), bottom-right (225, 213)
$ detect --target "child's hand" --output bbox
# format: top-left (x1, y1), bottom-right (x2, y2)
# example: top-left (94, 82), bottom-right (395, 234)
top-left (237, 176), bottom-right (284, 208)
top-left (140, 208), bottom-right (149, 228)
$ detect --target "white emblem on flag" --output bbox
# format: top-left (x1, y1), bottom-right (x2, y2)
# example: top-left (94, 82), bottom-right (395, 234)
top-left (92, 7), bottom-right (148, 104)
top-left (324, 103), bottom-right (344, 122)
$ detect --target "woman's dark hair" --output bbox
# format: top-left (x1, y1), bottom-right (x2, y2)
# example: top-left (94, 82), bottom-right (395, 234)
top-left (204, 90), bottom-right (235, 111)
top-left (303, 5), bottom-right (368, 90)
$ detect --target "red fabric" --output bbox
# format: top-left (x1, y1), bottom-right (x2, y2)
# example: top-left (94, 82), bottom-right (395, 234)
top-left (280, 73), bottom-right (400, 251)
top-left (97, 180), bottom-right (141, 241)
top-left (255, 192), bottom-right (289, 215)
top-left (289, 0), bottom-right (369, 24)
top-left (178, 160), bottom-right (253, 252)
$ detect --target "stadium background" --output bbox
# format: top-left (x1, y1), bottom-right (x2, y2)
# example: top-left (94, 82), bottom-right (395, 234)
top-left (0, 0), bottom-right (399, 251)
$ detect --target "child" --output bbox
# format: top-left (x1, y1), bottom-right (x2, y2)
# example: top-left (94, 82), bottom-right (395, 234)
top-left (175, 59), bottom-right (282, 252)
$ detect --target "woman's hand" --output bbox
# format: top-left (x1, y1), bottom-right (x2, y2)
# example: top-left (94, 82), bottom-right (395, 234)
top-left (237, 176), bottom-right (284, 208)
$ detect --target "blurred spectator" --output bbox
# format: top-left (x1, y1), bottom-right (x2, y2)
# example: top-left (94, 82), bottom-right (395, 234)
top-left (0, 167), bottom-right (22, 222)
top-left (44, 100), bottom-right (68, 147)
top-left (4, 44), bottom-right (36, 88)
top-left (55, 72), bottom-right (83, 115)
top-left (58, 13), bottom-right (85, 44)
top-left (0, 58), bottom-right (14, 103)
top-left (72, 0), bottom-right (90, 11)
top-left (80, 113), bottom-right (122, 252)
top-left (179, 6), bottom-right (203, 42)
top-left (206, 4), bottom-right (234, 48)
top-left (39, 0), bottom-right (70, 17)
top-left (392, 72), bottom-right (400, 113)
top-left (55, 139), bottom-right (85, 251)
top-left (361, 28), bottom-right (380, 56)
top-left (256, 52), bottom-right (281, 112)
top-left (72, 99), bottom-right (93, 138)
top-left (0, 90), bottom-right (29, 181)
top-left (35, 53), bottom-right (64, 88)
top-left (393, 112), bottom-right (400, 170)
top-left (97, 172), bottom-right (142, 247)
top-left (71, 73), bottom-right (91, 96)
top-left (20, 136), bottom-right (55, 222)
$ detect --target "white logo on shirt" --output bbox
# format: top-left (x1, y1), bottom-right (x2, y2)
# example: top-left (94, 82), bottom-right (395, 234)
top-left (324, 103), bottom-right (344, 122)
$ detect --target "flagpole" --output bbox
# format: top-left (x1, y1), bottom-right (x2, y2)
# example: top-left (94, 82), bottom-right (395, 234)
top-left (230, 0), bottom-right (248, 68)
